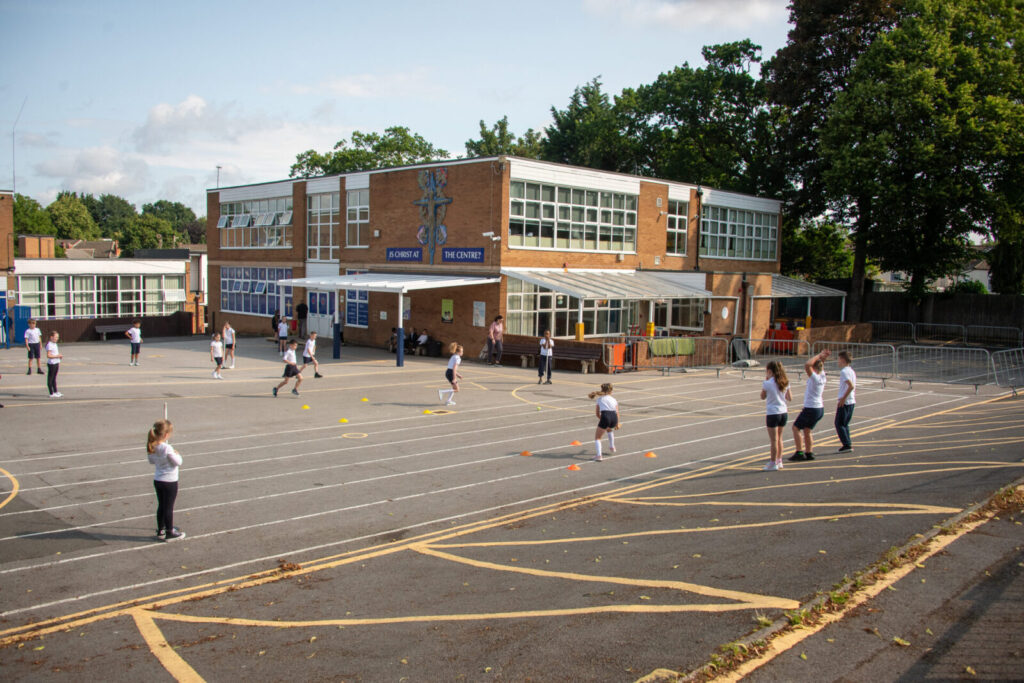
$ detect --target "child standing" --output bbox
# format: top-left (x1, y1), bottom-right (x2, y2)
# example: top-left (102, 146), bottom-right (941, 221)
top-left (301, 331), bottom-right (324, 378)
top-left (589, 383), bottom-right (619, 462)
top-left (221, 321), bottom-right (236, 369)
top-left (45, 331), bottom-right (63, 398)
top-left (277, 317), bottom-right (289, 354)
top-left (125, 320), bottom-right (142, 366)
top-left (147, 419), bottom-right (185, 541)
top-left (273, 340), bottom-right (303, 396)
top-left (210, 333), bottom-right (224, 379)
top-left (834, 350), bottom-right (857, 453)
top-left (538, 330), bottom-right (554, 384)
top-left (761, 361), bottom-right (793, 471)
top-left (439, 342), bottom-right (463, 405)
top-left (24, 318), bottom-right (44, 375)
top-left (789, 349), bottom-right (830, 462)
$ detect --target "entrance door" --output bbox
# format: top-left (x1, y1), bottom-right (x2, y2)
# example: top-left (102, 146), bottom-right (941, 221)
top-left (308, 291), bottom-right (338, 338)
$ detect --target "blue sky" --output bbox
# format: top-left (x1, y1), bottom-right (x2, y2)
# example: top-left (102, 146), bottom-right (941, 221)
top-left (0, 0), bottom-right (792, 216)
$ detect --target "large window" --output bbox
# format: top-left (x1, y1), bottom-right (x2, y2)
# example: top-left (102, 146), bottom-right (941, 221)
top-left (307, 192), bottom-right (340, 261)
top-left (219, 197), bottom-right (294, 249)
top-left (18, 274), bottom-right (186, 319)
top-left (346, 189), bottom-right (370, 247)
top-left (665, 200), bottom-right (689, 256)
top-left (505, 277), bottom-right (637, 337)
top-left (345, 268), bottom-right (368, 327)
top-left (509, 180), bottom-right (637, 253)
top-left (700, 206), bottom-right (778, 260)
top-left (220, 267), bottom-right (293, 317)
top-left (653, 298), bottom-right (706, 331)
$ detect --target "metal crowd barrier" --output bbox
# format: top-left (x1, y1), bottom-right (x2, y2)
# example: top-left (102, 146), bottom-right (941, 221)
top-left (870, 321), bottom-right (915, 343)
top-left (914, 323), bottom-right (966, 345)
top-left (896, 345), bottom-right (993, 392)
top-left (990, 347), bottom-right (1024, 395)
top-left (811, 341), bottom-right (897, 386)
top-left (732, 338), bottom-right (811, 379)
top-left (966, 325), bottom-right (1024, 348)
top-left (603, 336), bottom-right (729, 376)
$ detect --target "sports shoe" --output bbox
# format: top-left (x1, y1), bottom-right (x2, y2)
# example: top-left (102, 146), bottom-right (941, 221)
top-left (272, 387), bottom-right (278, 397)
top-left (156, 529), bottom-right (166, 539)
top-left (315, 372), bottom-right (323, 378)
top-left (50, 392), bottom-right (63, 398)
top-left (292, 389), bottom-right (299, 395)
top-left (805, 452), bottom-right (816, 461)
top-left (165, 528), bottom-right (186, 542)
top-left (212, 370), bottom-right (218, 378)
top-left (27, 368), bottom-right (32, 375)
top-left (36, 369), bottom-right (44, 375)
top-left (445, 399), bottom-right (456, 406)
top-left (216, 373), bottom-right (223, 379)
top-left (544, 380), bottom-right (552, 385)
top-left (537, 377), bottom-right (542, 384)
top-left (836, 445), bottom-right (853, 453)
top-left (788, 451), bottom-right (807, 462)
top-left (228, 363), bottom-right (235, 369)
top-left (763, 460), bottom-right (778, 471)
top-left (129, 361), bottom-right (134, 366)
top-left (777, 461), bottom-right (784, 470)
top-left (592, 455), bottom-right (603, 462)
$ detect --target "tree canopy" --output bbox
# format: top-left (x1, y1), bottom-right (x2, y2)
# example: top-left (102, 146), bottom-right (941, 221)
top-left (289, 126), bottom-right (449, 178)
top-left (464, 116), bottom-right (543, 158)
top-left (12, 194), bottom-right (55, 237)
top-left (47, 192), bottom-right (101, 241)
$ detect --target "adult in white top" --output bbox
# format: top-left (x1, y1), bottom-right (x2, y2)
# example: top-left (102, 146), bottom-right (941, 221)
top-left (45, 331), bottom-right (63, 398)
top-left (221, 322), bottom-right (236, 369)
top-left (790, 349), bottom-right (830, 462)
top-left (834, 350), bottom-right (857, 453)
top-left (24, 319), bottom-right (44, 375)
top-left (537, 330), bottom-right (555, 384)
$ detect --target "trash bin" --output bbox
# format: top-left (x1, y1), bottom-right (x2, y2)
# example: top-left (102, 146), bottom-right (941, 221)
top-left (428, 340), bottom-right (443, 357)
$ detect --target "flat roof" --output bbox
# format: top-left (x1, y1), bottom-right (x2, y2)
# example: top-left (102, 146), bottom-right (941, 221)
top-left (276, 272), bottom-right (500, 294)
top-left (769, 274), bottom-right (847, 299)
top-left (501, 268), bottom-right (711, 300)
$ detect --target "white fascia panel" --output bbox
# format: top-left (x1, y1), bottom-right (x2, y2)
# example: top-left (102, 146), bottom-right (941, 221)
top-left (14, 259), bottom-right (186, 276)
top-left (344, 173), bottom-right (370, 191)
top-left (667, 184), bottom-right (696, 202)
top-left (701, 188), bottom-right (782, 214)
top-left (305, 177), bottom-right (341, 194)
top-left (508, 159), bottom-right (641, 195)
top-left (218, 181), bottom-right (294, 202)
top-left (305, 261), bottom-right (341, 278)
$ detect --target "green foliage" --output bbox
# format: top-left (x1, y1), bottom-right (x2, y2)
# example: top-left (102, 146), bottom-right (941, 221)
top-left (988, 237), bottom-right (1024, 294)
top-left (946, 279), bottom-right (988, 295)
top-left (47, 192), bottom-right (101, 241)
top-left (118, 214), bottom-right (181, 256)
top-left (781, 220), bottom-right (854, 280)
top-left (465, 116), bottom-right (543, 158)
top-left (181, 218), bottom-right (206, 244)
top-left (542, 78), bottom-right (636, 173)
top-left (13, 193), bottom-right (55, 237)
top-left (289, 126), bottom-right (449, 178)
top-left (142, 200), bottom-right (197, 236)
top-left (81, 193), bottom-right (138, 239)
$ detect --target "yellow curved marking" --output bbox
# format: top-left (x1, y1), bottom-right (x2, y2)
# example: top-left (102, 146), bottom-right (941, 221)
top-left (413, 544), bottom-right (800, 609)
top-left (131, 609), bottom-right (205, 683)
top-left (0, 467), bottom-right (19, 511)
top-left (341, 432), bottom-right (368, 439)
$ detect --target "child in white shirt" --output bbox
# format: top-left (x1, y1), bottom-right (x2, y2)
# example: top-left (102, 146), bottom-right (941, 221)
top-left (273, 340), bottom-right (303, 396)
top-left (589, 383), bottom-right (619, 462)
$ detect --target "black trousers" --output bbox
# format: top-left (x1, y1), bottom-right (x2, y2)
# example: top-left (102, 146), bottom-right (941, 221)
top-left (154, 480), bottom-right (179, 532)
top-left (46, 364), bottom-right (59, 394)
top-left (538, 354), bottom-right (552, 380)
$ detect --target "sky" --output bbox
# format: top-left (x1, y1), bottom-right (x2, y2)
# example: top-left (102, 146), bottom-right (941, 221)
top-left (0, 0), bottom-right (793, 217)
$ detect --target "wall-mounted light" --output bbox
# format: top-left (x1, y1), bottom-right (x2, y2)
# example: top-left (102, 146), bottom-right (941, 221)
top-left (491, 236), bottom-right (501, 242)
top-left (481, 231), bottom-right (494, 237)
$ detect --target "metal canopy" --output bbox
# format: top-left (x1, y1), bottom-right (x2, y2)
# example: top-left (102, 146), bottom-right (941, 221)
top-left (502, 268), bottom-right (711, 300)
top-left (769, 274), bottom-right (847, 299)
top-left (276, 273), bottom-right (500, 293)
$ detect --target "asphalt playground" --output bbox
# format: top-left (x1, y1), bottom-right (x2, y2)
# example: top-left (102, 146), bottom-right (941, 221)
top-left (0, 336), bottom-right (1022, 681)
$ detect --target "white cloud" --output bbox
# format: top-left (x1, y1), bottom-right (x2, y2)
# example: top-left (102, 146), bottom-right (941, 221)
top-left (582, 0), bottom-right (788, 29)
top-left (132, 94), bottom-right (275, 154)
top-left (33, 145), bottom-right (150, 196)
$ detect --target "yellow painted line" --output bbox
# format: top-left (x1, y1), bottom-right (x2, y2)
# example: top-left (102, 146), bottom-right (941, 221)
top-left (712, 513), bottom-right (996, 682)
top-left (131, 609), bottom-right (205, 683)
top-left (0, 467), bottom-right (20, 511)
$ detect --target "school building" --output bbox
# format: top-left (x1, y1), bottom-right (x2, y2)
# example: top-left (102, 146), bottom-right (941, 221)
top-left (205, 157), bottom-right (843, 360)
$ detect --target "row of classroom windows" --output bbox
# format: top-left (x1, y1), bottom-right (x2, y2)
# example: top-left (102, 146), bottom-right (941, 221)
top-left (16, 275), bottom-right (186, 319)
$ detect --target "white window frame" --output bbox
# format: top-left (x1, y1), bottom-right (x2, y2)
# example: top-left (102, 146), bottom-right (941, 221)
top-left (344, 268), bottom-right (368, 328)
top-left (665, 200), bottom-right (688, 256)
top-left (346, 189), bottom-right (370, 248)
top-left (699, 205), bottom-right (778, 261)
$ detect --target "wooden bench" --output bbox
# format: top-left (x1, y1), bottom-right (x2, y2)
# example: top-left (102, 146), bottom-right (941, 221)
top-left (95, 324), bottom-right (126, 340)
top-left (493, 342), bottom-right (602, 373)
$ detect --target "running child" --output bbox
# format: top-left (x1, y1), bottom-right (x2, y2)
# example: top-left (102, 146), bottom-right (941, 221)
top-left (789, 349), bottom-right (830, 462)
top-left (589, 383), bottom-right (619, 462)
top-left (147, 419), bottom-right (185, 541)
top-left (834, 350), bottom-right (857, 453)
top-left (24, 318), bottom-right (44, 375)
top-left (273, 339), bottom-right (303, 397)
top-left (221, 321), bottom-right (236, 369)
top-left (45, 330), bottom-right (63, 398)
top-left (301, 331), bottom-right (324, 378)
top-left (277, 317), bottom-right (289, 354)
top-left (538, 330), bottom-right (554, 384)
top-left (125, 320), bottom-right (142, 366)
top-left (761, 361), bottom-right (793, 471)
top-left (210, 333), bottom-right (224, 379)
top-left (438, 342), bottom-right (463, 405)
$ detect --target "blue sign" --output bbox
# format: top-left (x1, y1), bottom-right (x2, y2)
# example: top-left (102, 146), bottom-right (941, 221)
top-left (386, 247), bottom-right (423, 262)
top-left (442, 247), bottom-right (484, 263)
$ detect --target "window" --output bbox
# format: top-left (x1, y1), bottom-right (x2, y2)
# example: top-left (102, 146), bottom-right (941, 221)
top-left (509, 180), bottom-right (637, 254)
top-left (505, 277), bottom-right (636, 337)
top-left (19, 273), bottom-right (185, 319)
top-left (346, 189), bottom-right (370, 247)
top-left (654, 298), bottom-right (706, 331)
top-left (220, 267), bottom-right (292, 317)
top-left (345, 269), bottom-right (368, 327)
top-left (307, 192), bottom-right (341, 260)
top-left (144, 276), bottom-right (162, 315)
top-left (665, 200), bottom-right (688, 256)
top-left (219, 197), bottom-right (294, 249)
top-left (699, 206), bottom-right (778, 261)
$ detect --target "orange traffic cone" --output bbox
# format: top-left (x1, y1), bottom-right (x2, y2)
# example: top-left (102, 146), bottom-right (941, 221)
top-left (567, 464), bottom-right (581, 471)
top-left (644, 452), bottom-right (657, 458)
top-left (570, 440), bottom-right (582, 446)
top-left (520, 450), bottom-right (532, 457)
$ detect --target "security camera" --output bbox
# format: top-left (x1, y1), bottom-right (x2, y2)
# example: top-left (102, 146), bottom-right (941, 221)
top-left (481, 231), bottom-right (494, 237)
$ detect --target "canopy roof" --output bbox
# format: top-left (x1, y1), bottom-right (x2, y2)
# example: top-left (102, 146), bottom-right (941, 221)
top-left (502, 268), bottom-right (711, 300)
top-left (769, 274), bottom-right (846, 299)
top-left (276, 272), bottom-right (500, 294)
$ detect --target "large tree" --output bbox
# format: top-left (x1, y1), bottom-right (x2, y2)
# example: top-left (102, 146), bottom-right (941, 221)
top-left (119, 214), bottom-right (182, 256)
top-left (289, 126), bottom-right (448, 178)
top-left (465, 116), bottom-right (543, 158)
top-left (541, 78), bottom-right (636, 172)
top-left (81, 193), bottom-right (137, 239)
top-left (12, 194), bottom-right (56, 237)
top-left (821, 0), bottom-right (1024, 297)
top-left (142, 200), bottom-right (197, 235)
top-left (47, 192), bottom-right (101, 241)
top-left (780, 220), bottom-right (855, 281)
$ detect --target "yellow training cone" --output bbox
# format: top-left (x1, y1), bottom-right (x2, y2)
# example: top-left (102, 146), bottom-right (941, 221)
top-left (570, 440), bottom-right (582, 446)
top-left (567, 464), bottom-right (581, 471)
top-left (423, 409), bottom-right (432, 415)
top-left (644, 451), bottom-right (657, 458)
top-left (338, 418), bottom-right (348, 423)
top-left (302, 405), bottom-right (310, 410)
top-left (360, 397), bottom-right (369, 402)
top-left (520, 450), bottom-right (532, 457)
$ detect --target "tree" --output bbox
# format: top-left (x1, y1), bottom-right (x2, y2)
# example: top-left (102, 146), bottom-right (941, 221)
top-left (142, 200), bottom-right (197, 235)
top-left (780, 220), bottom-right (854, 281)
top-left (81, 193), bottom-right (137, 239)
top-left (12, 194), bottom-right (56, 237)
top-left (118, 214), bottom-right (182, 256)
top-left (181, 217), bottom-right (207, 244)
top-left (820, 0), bottom-right (1024, 298)
top-left (946, 279), bottom-right (988, 295)
top-left (542, 78), bottom-right (636, 172)
top-left (464, 116), bottom-right (543, 158)
top-left (289, 126), bottom-right (449, 178)
top-left (988, 237), bottom-right (1024, 294)
top-left (47, 192), bottom-right (101, 241)
top-left (763, 0), bottom-right (900, 318)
